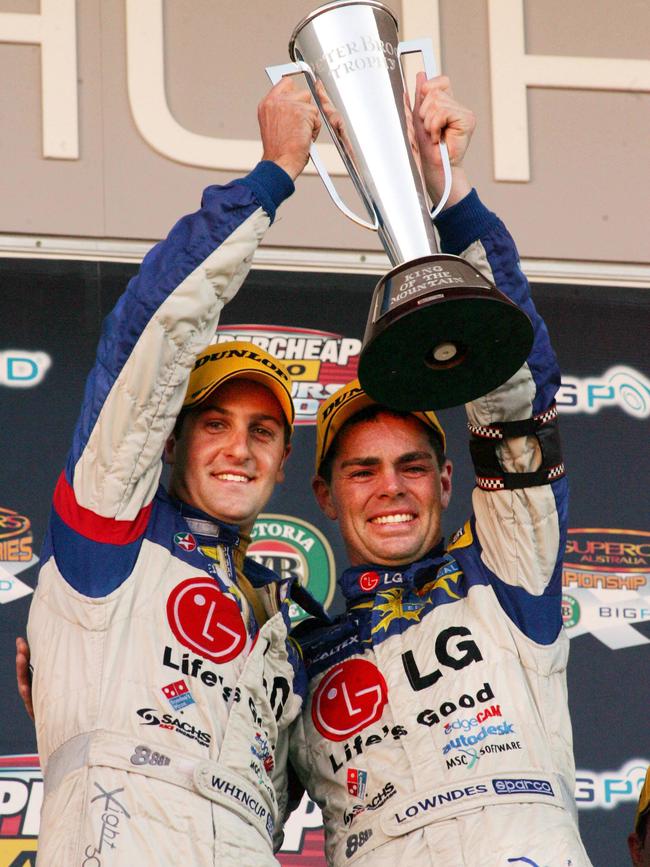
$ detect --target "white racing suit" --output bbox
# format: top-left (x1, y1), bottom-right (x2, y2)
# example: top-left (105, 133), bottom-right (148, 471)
top-left (27, 162), bottom-right (306, 866)
top-left (290, 191), bottom-right (593, 867)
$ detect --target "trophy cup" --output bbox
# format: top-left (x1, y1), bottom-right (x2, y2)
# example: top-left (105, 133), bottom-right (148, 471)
top-left (267, 0), bottom-right (533, 410)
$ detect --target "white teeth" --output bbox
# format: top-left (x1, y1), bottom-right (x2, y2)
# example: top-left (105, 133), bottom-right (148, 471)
top-left (371, 513), bottom-right (414, 525)
top-left (217, 473), bottom-right (249, 483)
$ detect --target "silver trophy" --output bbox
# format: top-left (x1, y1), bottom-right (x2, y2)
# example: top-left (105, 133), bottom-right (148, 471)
top-left (267, 0), bottom-right (532, 410)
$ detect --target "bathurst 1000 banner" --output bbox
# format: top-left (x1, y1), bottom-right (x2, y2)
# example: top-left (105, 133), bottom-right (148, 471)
top-left (1, 261), bottom-right (648, 866)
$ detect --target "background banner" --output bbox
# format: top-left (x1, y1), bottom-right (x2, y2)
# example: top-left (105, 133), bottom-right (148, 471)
top-left (1, 257), bottom-right (648, 866)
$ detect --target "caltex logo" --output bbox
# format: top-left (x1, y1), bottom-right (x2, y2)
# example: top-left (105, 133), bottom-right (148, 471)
top-left (249, 514), bottom-right (336, 623)
top-left (174, 532), bottom-right (196, 552)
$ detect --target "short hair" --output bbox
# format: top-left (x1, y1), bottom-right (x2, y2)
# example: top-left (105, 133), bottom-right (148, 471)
top-left (318, 403), bottom-right (446, 484)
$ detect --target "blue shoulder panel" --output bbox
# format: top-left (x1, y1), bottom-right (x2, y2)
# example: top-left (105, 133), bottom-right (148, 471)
top-left (46, 507), bottom-right (142, 597)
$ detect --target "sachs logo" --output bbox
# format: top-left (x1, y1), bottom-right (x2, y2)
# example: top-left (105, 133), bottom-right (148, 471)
top-left (215, 325), bottom-right (361, 424)
top-left (249, 515), bottom-right (335, 623)
top-left (311, 659), bottom-right (388, 741)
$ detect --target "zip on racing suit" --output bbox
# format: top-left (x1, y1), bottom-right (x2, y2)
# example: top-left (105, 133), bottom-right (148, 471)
top-left (290, 190), bottom-right (594, 867)
top-left (27, 162), bottom-right (309, 867)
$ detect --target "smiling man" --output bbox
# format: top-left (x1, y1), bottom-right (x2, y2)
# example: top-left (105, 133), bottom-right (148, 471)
top-left (25, 79), bottom-right (321, 866)
top-left (289, 77), bottom-right (593, 866)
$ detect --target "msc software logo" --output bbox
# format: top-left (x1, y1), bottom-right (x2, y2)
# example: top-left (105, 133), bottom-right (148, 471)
top-left (0, 755), bottom-right (41, 865)
top-left (0, 507), bottom-right (36, 605)
top-left (0, 350), bottom-right (51, 389)
top-left (562, 529), bottom-right (650, 650)
top-left (249, 514), bottom-right (335, 623)
top-left (215, 325), bottom-right (361, 424)
top-left (557, 366), bottom-right (650, 417)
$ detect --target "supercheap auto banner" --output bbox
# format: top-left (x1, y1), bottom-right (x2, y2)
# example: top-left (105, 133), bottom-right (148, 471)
top-left (1, 259), bottom-right (648, 866)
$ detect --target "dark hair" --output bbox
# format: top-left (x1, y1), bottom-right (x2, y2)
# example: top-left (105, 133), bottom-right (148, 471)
top-left (172, 405), bottom-right (292, 446)
top-left (318, 404), bottom-right (445, 483)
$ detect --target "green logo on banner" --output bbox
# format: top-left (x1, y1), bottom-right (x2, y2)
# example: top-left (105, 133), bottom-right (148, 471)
top-left (561, 594), bottom-right (580, 629)
top-left (249, 514), bottom-right (336, 623)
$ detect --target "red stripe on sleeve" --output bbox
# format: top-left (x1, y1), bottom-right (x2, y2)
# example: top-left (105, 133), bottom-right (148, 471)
top-left (53, 471), bottom-right (152, 545)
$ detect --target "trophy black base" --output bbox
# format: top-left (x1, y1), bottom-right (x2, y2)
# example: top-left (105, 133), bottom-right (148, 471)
top-left (358, 255), bottom-right (534, 411)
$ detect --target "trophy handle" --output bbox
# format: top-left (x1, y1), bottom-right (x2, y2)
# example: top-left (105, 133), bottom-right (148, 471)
top-left (396, 39), bottom-right (452, 219)
top-left (265, 62), bottom-right (379, 231)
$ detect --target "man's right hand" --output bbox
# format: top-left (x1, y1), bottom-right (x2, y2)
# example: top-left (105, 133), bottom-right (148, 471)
top-left (16, 636), bottom-right (34, 722)
top-left (258, 78), bottom-right (321, 180)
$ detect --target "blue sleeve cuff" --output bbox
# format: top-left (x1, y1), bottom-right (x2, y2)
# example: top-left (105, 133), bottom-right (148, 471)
top-left (433, 188), bottom-right (498, 256)
top-left (236, 161), bottom-right (295, 223)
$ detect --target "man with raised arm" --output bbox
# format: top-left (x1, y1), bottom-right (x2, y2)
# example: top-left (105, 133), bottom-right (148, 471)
top-left (25, 79), bottom-right (321, 866)
top-left (289, 75), bottom-right (593, 867)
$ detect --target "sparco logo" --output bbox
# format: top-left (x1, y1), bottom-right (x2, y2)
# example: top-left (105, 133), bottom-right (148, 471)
top-left (215, 325), bottom-right (361, 424)
top-left (249, 514), bottom-right (335, 623)
top-left (312, 660), bottom-right (388, 742)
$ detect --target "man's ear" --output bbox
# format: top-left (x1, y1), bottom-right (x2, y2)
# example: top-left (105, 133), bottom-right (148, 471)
top-left (312, 474), bottom-right (337, 520)
top-left (440, 459), bottom-right (453, 510)
top-left (628, 831), bottom-right (643, 866)
top-left (275, 444), bottom-right (292, 484)
top-left (164, 434), bottom-right (176, 466)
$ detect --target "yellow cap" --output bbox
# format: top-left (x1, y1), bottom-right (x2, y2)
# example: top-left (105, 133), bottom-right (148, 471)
top-left (315, 378), bottom-right (446, 472)
top-left (635, 766), bottom-right (650, 833)
top-left (184, 341), bottom-right (294, 427)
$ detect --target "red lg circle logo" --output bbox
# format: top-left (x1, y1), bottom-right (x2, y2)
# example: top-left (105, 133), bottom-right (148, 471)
top-left (359, 571), bottom-right (380, 592)
top-left (166, 578), bottom-right (247, 663)
top-left (311, 659), bottom-right (388, 741)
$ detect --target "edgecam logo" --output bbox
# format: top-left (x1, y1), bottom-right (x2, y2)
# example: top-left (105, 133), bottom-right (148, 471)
top-left (215, 325), bottom-right (361, 424)
top-left (0, 754), bottom-right (41, 864)
top-left (166, 578), bottom-right (248, 663)
top-left (562, 529), bottom-right (650, 650)
top-left (557, 366), bottom-right (650, 418)
top-left (311, 660), bottom-right (388, 741)
top-left (0, 350), bottom-right (51, 389)
top-left (249, 514), bottom-right (336, 623)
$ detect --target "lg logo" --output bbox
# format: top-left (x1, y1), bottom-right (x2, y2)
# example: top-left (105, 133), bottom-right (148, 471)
top-left (311, 659), bottom-right (387, 741)
top-left (166, 578), bottom-right (248, 663)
